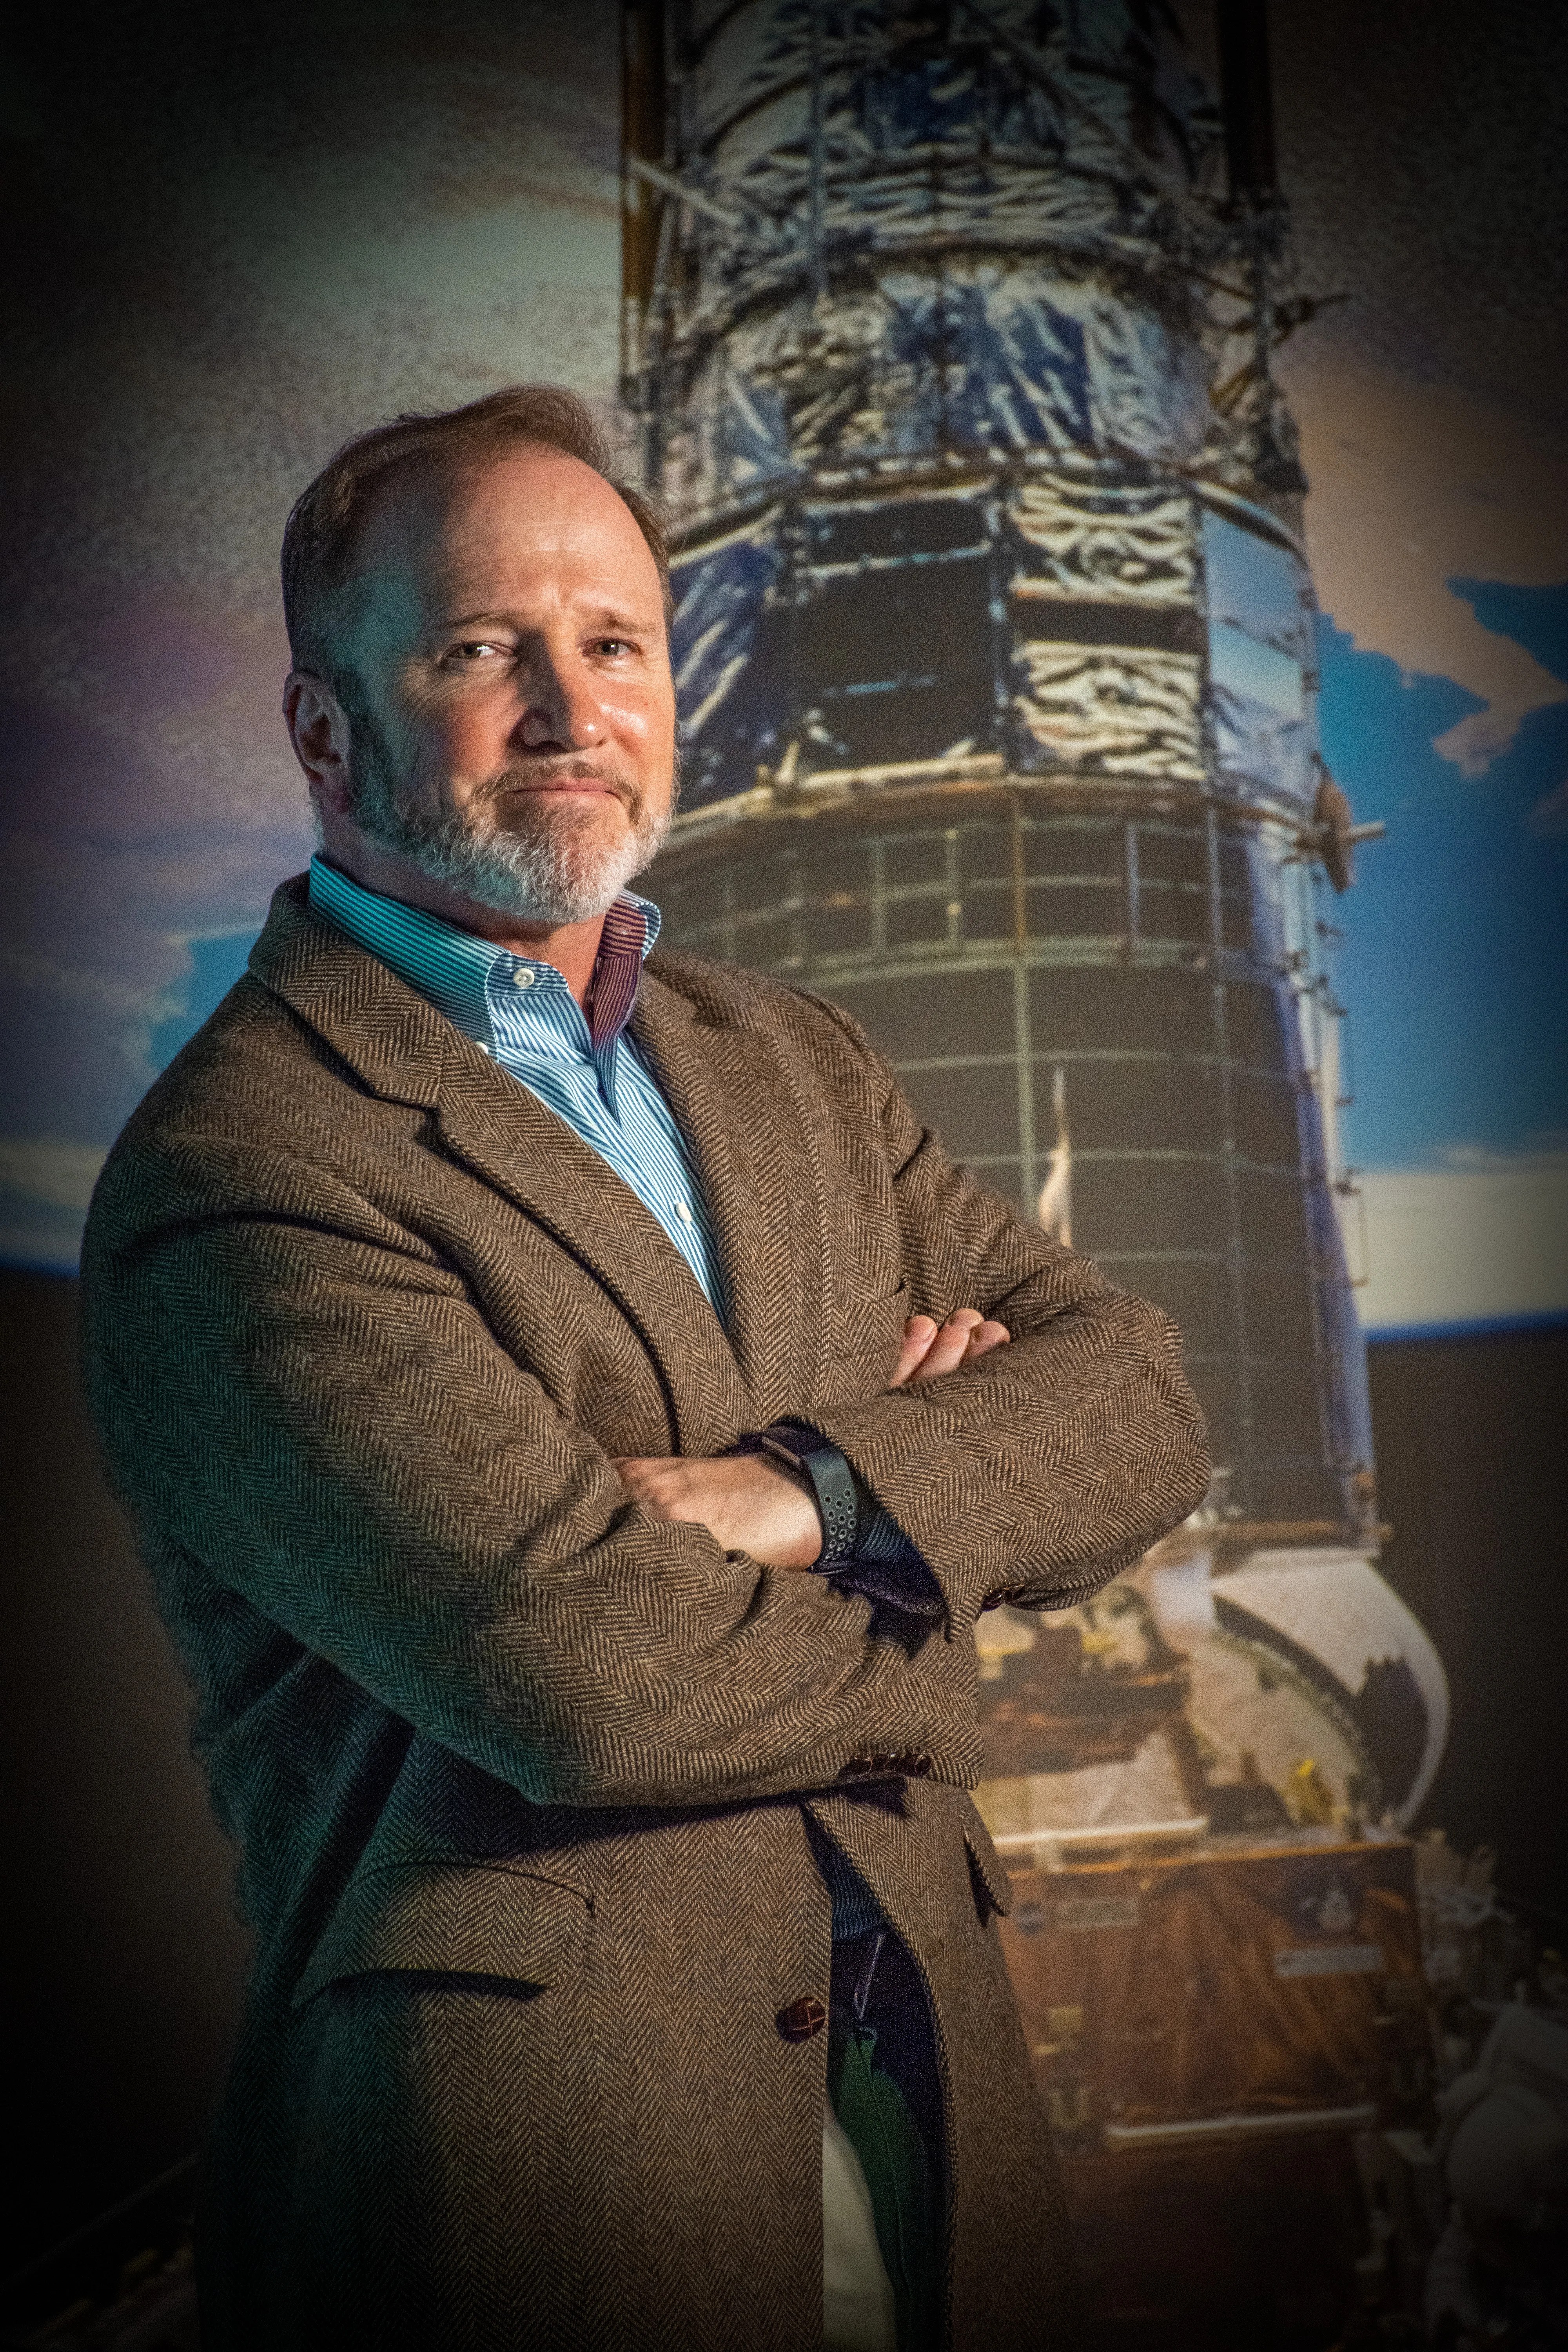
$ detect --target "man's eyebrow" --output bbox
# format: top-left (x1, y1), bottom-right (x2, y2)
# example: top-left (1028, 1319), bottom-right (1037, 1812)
top-left (431, 606), bottom-right (657, 635)
top-left (581, 606), bottom-right (659, 636)
top-left (432, 609), bottom-right (519, 633)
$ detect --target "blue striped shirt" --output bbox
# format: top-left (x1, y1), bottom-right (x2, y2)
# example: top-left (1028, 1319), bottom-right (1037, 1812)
top-left (309, 858), bottom-right (727, 1316)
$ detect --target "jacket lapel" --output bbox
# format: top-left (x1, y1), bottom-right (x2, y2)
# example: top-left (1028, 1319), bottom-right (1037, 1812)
top-left (249, 881), bottom-right (759, 1452)
top-left (429, 1049), bottom-right (758, 1452)
top-left (631, 967), bottom-right (831, 1423)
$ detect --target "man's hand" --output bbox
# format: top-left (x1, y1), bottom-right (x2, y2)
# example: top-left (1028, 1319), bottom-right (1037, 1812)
top-left (613, 1450), bottom-right (824, 1571)
top-left (890, 1308), bottom-right (1010, 1387)
top-left (615, 1307), bottom-right (1009, 1570)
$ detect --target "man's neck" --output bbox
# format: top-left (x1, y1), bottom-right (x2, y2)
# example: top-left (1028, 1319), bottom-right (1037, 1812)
top-left (317, 837), bottom-right (608, 1009)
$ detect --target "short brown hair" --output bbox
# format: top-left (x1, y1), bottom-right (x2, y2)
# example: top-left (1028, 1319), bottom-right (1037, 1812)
top-left (280, 384), bottom-right (669, 693)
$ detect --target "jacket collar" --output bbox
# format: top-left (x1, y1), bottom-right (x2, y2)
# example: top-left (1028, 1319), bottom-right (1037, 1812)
top-left (249, 875), bottom-right (452, 1106)
top-left (305, 853), bottom-right (662, 1056)
top-left (248, 878), bottom-right (831, 1443)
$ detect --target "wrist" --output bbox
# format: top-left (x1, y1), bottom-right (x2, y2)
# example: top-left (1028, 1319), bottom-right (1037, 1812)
top-left (737, 1422), bottom-right (860, 1569)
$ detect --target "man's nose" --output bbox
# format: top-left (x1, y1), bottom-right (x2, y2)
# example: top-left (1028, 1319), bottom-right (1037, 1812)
top-left (513, 652), bottom-right (605, 753)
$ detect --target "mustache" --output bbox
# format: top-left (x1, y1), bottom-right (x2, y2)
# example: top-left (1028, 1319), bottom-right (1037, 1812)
top-left (475, 760), bottom-right (641, 818)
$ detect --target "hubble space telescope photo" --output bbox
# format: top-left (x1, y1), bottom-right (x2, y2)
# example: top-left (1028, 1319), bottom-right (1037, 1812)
top-left (1, 1), bottom-right (1564, 2346)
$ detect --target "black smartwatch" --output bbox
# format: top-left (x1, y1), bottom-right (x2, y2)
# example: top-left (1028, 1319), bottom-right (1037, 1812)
top-left (739, 1421), bottom-right (861, 1570)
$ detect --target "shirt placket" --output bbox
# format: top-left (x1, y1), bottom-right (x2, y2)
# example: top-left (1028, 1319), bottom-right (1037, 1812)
top-left (490, 961), bottom-right (621, 1125)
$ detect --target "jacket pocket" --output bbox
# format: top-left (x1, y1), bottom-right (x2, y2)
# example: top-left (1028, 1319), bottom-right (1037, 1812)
top-left (960, 1802), bottom-right (1014, 1920)
top-left (841, 1289), bottom-right (912, 1364)
top-left (292, 1862), bottom-right (590, 2009)
top-left (832, 1283), bottom-right (911, 1383)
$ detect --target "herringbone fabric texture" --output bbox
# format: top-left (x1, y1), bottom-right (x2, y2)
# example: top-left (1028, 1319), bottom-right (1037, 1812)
top-left (80, 876), bottom-right (1209, 2351)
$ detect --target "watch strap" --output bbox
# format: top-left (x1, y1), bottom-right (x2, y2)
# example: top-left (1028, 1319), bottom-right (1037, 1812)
top-left (742, 1421), bottom-right (861, 1569)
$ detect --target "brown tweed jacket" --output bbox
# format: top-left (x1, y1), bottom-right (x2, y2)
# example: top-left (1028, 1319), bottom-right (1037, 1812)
top-left (80, 876), bottom-right (1208, 2352)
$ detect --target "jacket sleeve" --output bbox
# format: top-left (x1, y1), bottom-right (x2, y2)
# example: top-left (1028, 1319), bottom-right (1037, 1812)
top-left (81, 1139), bottom-right (983, 1814)
top-left (795, 1000), bottom-right (1211, 1627)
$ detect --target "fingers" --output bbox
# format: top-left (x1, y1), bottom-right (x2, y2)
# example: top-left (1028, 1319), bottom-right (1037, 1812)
top-left (963, 1318), bottom-right (1011, 1365)
top-left (910, 1309), bottom-right (984, 1381)
top-left (889, 1314), bottom-right (941, 1388)
top-left (895, 1310), bottom-right (1013, 1386)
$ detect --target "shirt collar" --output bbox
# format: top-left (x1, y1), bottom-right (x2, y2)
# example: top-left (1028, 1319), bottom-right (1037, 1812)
top-left (307, 855), bottom-right (660, 1055)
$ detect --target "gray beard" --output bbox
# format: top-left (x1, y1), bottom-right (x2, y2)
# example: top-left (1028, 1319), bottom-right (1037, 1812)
top-left (341, 703), bottom-right (674, 925)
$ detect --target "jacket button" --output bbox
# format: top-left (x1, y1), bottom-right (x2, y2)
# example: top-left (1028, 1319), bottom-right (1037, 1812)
top-left (837, 1751), bottom-right (932, 1781)
top-left (778, 1996), bottom-right (828, 2041)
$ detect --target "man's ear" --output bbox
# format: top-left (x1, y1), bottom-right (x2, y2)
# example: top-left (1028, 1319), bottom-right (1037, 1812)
top-left (284, 671), bottom-right (354, 816)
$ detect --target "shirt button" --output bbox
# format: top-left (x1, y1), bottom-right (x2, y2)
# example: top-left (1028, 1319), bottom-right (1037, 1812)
top-left (677, 1202), bottom-right (694, 1225)
top-left (512, 968), bottom-right (535, 989)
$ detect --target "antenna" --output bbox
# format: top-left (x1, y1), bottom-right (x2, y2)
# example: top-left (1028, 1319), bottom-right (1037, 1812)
top-left (1215, 0), bottom-right (1278, 211)
top-left (619, 0), bottom-right (667, 387)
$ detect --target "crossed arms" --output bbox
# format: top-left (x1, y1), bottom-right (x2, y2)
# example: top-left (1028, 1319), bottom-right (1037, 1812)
top-left (83, 1014), bottom-right (1207, 1813)
top-left (615, 1308), bottom-right (1012, 1569)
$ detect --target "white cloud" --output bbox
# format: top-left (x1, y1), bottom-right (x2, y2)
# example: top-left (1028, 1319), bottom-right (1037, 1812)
top-left (1278, 354), bottom-right (1568, 775)
top-left (0, 1136), bottom-right (107, 1214)
top-left (1348, 1148), bottom-right (1568, 1332)
top-left (0, 947), bottom-right (173, 1024)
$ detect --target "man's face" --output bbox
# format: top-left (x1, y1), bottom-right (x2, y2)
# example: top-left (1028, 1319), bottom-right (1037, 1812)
top-left (327, 445), bottom-right (677, 924)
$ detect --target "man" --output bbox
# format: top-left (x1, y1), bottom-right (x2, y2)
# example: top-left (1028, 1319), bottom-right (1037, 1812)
top-left (81, 385), bottom-right (1208, 2352)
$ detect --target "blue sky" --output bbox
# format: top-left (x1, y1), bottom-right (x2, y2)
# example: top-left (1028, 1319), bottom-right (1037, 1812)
top-left (8, 570), bottom-right (1564, 1339)
top-left (1321, 586), bottom-right (1568, 1171)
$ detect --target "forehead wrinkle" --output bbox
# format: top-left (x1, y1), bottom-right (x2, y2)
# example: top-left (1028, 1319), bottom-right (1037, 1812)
top-left (336, 450), bottom-right (666, 671)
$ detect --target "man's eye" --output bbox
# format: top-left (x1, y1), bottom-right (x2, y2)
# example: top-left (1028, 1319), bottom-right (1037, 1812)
top-left (450, 641), bottom-right (505, 662)
top-left (592, 637), bottom-right (633, 658)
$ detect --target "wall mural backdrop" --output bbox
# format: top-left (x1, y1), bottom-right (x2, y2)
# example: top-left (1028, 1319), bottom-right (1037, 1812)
top-left (3, 2), bottom-right (1565, 2339)
top-left (2, 0), bottom-right (1563, 1344)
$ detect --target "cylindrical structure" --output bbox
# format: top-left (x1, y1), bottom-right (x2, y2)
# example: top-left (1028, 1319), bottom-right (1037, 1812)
top-left (629, 0), bottom-right (1375, 1542)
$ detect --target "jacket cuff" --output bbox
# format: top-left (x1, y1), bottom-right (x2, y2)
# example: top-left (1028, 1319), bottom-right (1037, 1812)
top-left (806, 1444), bottom-right (947, 1619)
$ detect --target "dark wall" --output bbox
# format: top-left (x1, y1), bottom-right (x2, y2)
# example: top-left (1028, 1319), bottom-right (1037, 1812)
top-left (3, 1265), bottom-right (1562, 2274)
top-left (1, 1269), bottom-right (252, 2281)
top-left (1368, 1321), bottom-right (1568, 1923)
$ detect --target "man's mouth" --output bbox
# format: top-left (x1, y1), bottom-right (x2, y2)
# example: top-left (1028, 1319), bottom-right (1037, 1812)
top-left (495, 766), bottom-right (631, 808)
top-left (474, 786), bottom-right (634, 837)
